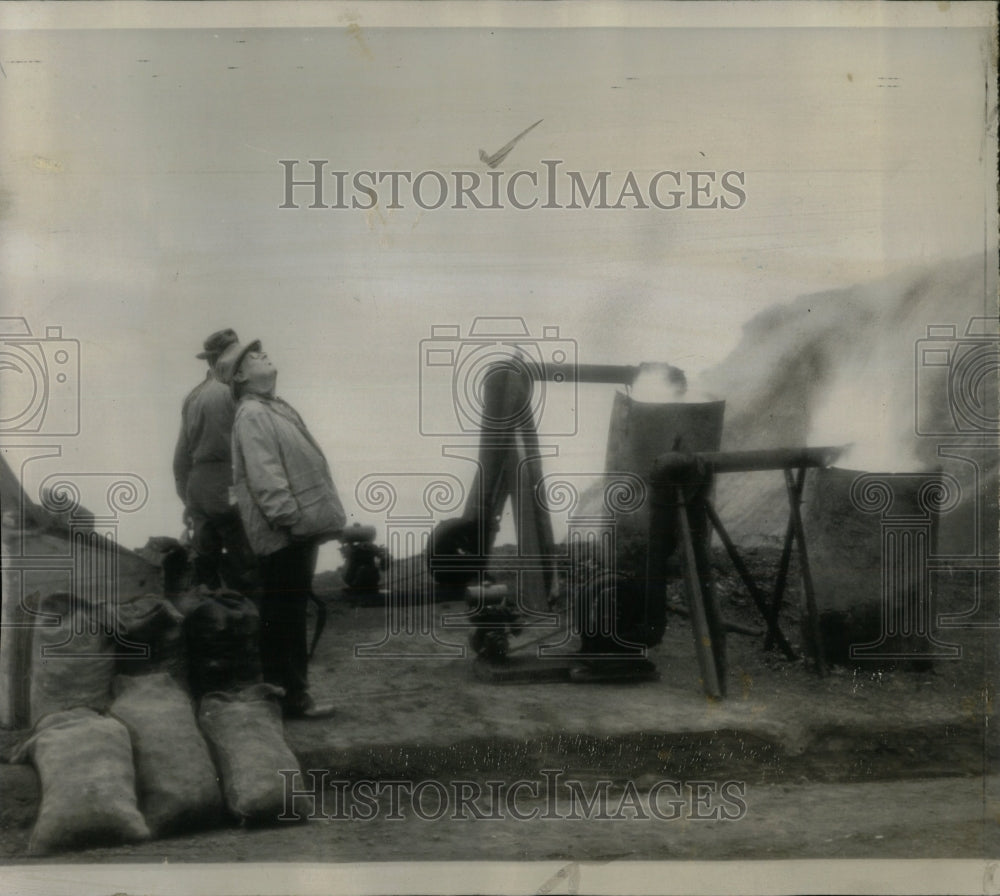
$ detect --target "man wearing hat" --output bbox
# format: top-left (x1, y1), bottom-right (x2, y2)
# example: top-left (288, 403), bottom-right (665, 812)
top-left (173, 329), bottom-right (256, 591)
top-left (217, 339), bottom-right (345, 719)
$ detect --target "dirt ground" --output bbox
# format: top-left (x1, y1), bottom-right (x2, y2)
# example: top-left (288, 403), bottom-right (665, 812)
top-left (2, 772), bottom-right (996, 865)
top-left (1, 546), bottom-right (997, 867)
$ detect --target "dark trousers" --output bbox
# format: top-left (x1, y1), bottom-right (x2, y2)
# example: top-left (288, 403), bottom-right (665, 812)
top-left (186, 464), bottom-right (258, 594)
top-left (258, 540), bottom-right (319, 707)
top-left (191, 508), bottom-right (259, 594)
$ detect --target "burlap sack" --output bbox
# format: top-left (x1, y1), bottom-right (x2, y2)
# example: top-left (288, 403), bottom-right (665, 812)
top-left (183, 591), bottom-right (262, 698)
top-left (110, 673), bottom-right (224, 836)
top-left (29, 592), bottom-right (115, 726)
top-left (114, 595), bottom-right (188, 686)
top-left (198, 683), bottom-right (301, 824)
top-left (11, 707), bottom-right (150, 855)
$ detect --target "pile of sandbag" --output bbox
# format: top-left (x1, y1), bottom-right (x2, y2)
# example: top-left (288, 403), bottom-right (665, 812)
top-left (28, 592), bottom-right (116, 727)
top-left (182, 589), bottom-right (263, 699)
top-left (199, 683), bottom-right (302, 824)
top-left (115, 594), bottom-right (188, 684)
top-left (110, 673), bottom-right (224, 836)
top-left (11, 587), bottom-right (304, 855)
top-left (27, 589), bottom-right (192, 726)
top-left (11, 707), bottom-right (150, 855)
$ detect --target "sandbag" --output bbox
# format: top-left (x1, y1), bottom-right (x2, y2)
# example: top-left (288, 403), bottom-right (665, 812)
top-left (114, 595), bottom-right (187, 685)
top-left (11, 707), bottom-right (150, 855)
top-left (110, 673), bottom-right (224, 836)
top-left (170, 582), bottom-right (214, 618)
top-left (29, 592), bottom-right (115, 726)
top-left (183, 590), bottom-right (262, 698)
top-left (198, 683), bottom-right (301, 825)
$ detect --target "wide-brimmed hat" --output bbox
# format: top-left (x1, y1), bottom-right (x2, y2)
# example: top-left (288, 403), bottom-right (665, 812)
top-left (196, 328), bottom-right (239, 360)
top-left (215, 339), bottom-right (263, 396)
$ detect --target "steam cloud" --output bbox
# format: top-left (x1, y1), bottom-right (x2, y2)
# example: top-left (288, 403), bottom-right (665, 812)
top-left (701, 253), bottom-right (997, 547)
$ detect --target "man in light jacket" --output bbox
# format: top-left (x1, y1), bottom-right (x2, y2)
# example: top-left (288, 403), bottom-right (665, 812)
top-left (173, 328), bottom-right (257, 592)
top-left (216, 338), bottom-right (345, 719)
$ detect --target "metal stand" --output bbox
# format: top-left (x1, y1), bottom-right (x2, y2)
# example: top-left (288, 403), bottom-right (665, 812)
top-left (647, 447), bottom-right (842, 697)
top-left (432, 361), bottom-right (679, 683)
top-left (430, 362), bottom-right (560, 613)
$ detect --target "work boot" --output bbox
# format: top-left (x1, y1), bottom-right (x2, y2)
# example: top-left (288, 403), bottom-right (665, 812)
top-left (283, 692), bottom-right (335, 720)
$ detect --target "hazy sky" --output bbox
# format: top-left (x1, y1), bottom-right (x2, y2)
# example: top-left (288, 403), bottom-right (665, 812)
top-left (1, 5), bottom-right (995, 555)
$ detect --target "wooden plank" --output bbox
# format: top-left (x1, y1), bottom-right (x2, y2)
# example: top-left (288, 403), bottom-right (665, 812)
top-left (784, 468), bottom-right (827, 677)
top-left (764, 468), bottom-right (803, 651)
top-left (690, 487), bottom-right (727, 695)
top-left (676, 487), bottom-right (722, 699)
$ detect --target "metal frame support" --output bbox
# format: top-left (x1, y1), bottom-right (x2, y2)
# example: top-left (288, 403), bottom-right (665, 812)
top-left (647, 446), bottom-right (841, 696)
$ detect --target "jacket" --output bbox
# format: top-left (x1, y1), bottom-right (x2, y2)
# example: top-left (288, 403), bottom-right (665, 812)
top-left (231, 394), bottom-right (346, 556)
top-left (173, 373), bottom-right (237, 514)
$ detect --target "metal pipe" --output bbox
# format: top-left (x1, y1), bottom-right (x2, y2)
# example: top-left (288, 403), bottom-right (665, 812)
top-left (528, 363), bottom-right (640, 385)
top-left (652, 446), bottom-right (845, 482)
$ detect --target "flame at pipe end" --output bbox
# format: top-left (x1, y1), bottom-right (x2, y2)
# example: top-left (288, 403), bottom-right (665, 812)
top-left (629, 362), bottom-right (717, 405)
top-left (807, 378), bottom-right (926, 474)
